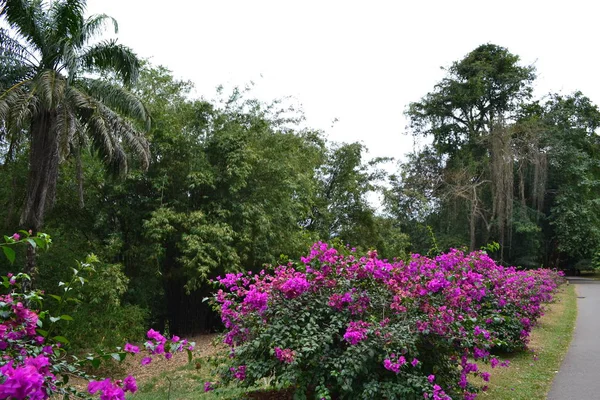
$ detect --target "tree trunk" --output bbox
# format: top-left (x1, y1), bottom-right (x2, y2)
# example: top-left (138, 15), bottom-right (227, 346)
top-left (19, 111), bottom-right (59, 284)
top-left (3, 176), bottom-right (18, 229)
top-left (76, 145), bottom-right (85, 208)
top-left (469, 187), bottom-right (477, 252)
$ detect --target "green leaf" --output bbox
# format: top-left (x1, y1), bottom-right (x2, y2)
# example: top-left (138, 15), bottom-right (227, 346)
top-left (49, 294), bottom-right (62, 301)
top-left (60, 314), bottom-right (74, 321)
top-left (53, 336), bottom-right (70, 344)
top-left (91, 358), bottom-right (101, 369)
top-left (37, 329), bottom-right (48, 336)
top-left (26, 238), bottom-right (36, 248)
top-left (2, 247), bottom-right (15, 264)
top-left (110, 352), bottom-right (126, 362)
top-left (50, 316), bottom-right (61, 323)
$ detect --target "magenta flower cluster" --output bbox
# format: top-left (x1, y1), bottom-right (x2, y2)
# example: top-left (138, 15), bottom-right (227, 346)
top-left (343, 320), bottom-right (369, 345)
top-left (280, 276), bottom-right (310, 299)
top-left (212, 242), bottom-right (564, 399)
top-left (274, 347), bottom-right (295, 364)
top-left (88, 376), bottom-right (137, 400)
top-left (0, 355), bottom-right (49, 399)
top-left (141, 329), bottom-right (194, 364)
top-left (0, 292), bottom-right (56, 399)
top-left (383, 354), bottom-right (407, 373)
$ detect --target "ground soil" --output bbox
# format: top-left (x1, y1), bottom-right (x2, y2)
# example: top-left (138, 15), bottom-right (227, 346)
top-left (122, 333), bottom-right (222, 383)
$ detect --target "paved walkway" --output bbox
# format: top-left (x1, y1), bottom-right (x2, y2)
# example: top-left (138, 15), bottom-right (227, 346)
top-left (547, 278), bottom-right (600, 399)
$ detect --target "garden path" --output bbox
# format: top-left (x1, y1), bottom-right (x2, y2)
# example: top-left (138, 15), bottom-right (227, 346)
top-left (547, 278), bottom-right (600, 399)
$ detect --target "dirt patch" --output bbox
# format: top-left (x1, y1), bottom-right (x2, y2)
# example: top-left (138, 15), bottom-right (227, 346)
top-left (245, 388), bottom-right (296, 399)
top-left (122, 334), bottom-right (223, 383)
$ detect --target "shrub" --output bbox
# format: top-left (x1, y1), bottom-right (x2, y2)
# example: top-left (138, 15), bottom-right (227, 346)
top-left (65, 303), bottom-right (148, 350)
top-left (0, 231), bottom-right (194, 399)
top-left (209, 242), bottom-right (564, 399)
top-left (57, 262), bottom-right (149, 351)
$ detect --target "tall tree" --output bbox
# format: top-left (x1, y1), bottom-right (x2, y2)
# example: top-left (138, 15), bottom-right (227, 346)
top-left (405, 44), bottom-right (535, 252)
top-left (407, 43), bottom-right (535, 154)
top-left (0, 0), bottom-right (150, 234)
top-left (0, 0), bottom-right (149, 279)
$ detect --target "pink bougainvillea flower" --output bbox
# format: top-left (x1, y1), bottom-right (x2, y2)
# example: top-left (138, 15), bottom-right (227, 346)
top-left (124, 343), bottom-right (139, 354)
top-left (274, 347), bottom-right (296, 364)
top-left (123, 375), bottom-right (137, 393)
top-left (343, 321), bottom-right (369, 345)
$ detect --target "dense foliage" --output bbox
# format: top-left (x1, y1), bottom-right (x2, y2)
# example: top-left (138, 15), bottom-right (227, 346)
top-left (209, 242), bottom-right (564, 399)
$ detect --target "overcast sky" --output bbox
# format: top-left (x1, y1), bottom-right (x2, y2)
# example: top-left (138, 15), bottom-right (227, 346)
top-left (87, 0), bottom-right (600, 165)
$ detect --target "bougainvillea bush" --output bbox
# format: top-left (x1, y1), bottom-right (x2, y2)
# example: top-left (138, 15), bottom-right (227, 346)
top-left (209, 242), bottom-right (564, 399)
top-left (0, 232), bottom-right (194, 399)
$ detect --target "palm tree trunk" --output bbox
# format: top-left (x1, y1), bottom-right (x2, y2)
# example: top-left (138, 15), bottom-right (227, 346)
top-left (20, 111), bottom-right (59, 284)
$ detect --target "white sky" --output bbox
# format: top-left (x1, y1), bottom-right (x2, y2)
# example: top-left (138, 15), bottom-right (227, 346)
top-left (88, 0), bottom-right (600, 165)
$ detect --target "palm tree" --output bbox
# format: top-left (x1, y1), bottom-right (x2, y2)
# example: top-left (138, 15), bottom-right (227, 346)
top-left (0, 0), bottom-right (150, 275)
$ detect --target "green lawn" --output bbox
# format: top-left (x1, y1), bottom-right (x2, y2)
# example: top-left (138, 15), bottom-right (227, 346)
top-left (474, 283), bottom-right (577, 399)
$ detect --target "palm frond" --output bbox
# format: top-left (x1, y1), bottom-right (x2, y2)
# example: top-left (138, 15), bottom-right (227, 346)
top-left (71, 88), bottom-right (149, 173)
top-left (56, 39), bottom-right (80, 82)
top-left (0, 28), bottom-right (38, 68)
top-left (64, 84), bottom-right (91, 110)
top-left (0, 78), bottom-right (32, 121)
top-left (80, 14), bottom-right (118, 45)
top-left (0, 0), bottom-right (46, 51)
top-left (0, 80), bottom-right (39, 135)
top-left (8, 85), bottom-right (38, 130)
top-left (0, 62), bottom-right (36, 89)
top-left (67, 86), bottom-right (117, 162)
top-left (49, 0), bottom-right (85, 41)
top-left (80, 39), bottom-right (140, 86)
top-left (106, 107), bottom-right (150, 170)
top-left (32, 69), bottom-right (66, 110)
top-left (55, 102), bottom-right (77, 160)
top-left (79, 78), bottom-right (150, 129)
top-left (95, 102), bottom-right (149, 171)
top-left (106, 144), bottom-right (127, 176)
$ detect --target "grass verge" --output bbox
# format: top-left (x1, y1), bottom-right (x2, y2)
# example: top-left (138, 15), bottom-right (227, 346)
top-left (475, 283), bottom-right (577, 400)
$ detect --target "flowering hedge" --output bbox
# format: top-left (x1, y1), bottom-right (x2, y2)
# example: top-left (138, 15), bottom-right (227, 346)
top-left (209, 242), bottom-right (564, 399)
